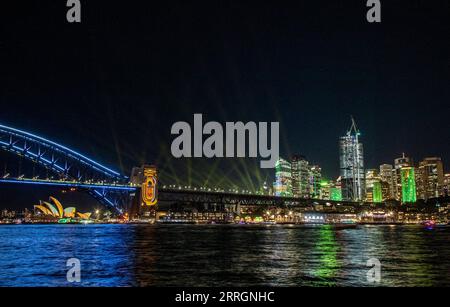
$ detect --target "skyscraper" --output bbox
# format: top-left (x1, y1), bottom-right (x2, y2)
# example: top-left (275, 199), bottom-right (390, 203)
top-left (401, 167), bottom-right (417, 203)
top-left (273, 158), bottom-right (292, 197)
top-left (394, 153), bottom-right (413, 201)
top-left (379, 164), bottom-right (395, 200)
top-left (291, 155), bottom-right (310, 198)
top-left (339, 117), bottom-right (365, 201)
top-left (309, 165), bottom-right (322, 199)
top-left (416, 157), bottom-right (444, 200)
top-left (291, 155), bottom-right (301, 197)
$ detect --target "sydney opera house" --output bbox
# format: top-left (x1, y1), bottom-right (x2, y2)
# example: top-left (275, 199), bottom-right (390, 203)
top-left (34, 197), bottom-right (92, 221)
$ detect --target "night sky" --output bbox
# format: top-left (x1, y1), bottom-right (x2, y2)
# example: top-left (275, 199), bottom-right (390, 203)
top-left (0, 0), bottom-right (449, 210)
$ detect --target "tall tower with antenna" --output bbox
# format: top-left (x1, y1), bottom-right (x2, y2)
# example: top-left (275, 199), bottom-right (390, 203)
top-left (339, 116), bottom-right (365, 201)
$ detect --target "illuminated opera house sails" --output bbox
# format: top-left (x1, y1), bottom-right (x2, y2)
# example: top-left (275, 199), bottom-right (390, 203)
top-left (33, 197), bottom-right (92, 219)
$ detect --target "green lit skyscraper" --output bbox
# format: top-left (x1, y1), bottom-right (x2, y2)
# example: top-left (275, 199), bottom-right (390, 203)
top-left (401, 167), bottom-right (417, 203)
top-left (330, 187), bottom-right (342, 201)
top-left (372, 181), bottom-right (382, 203)
top-left (394, 153), bottom-right (413, 201)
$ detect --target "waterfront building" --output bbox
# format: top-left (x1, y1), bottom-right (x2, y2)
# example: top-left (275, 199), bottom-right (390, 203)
top-left (33, 197), bottom-right (91, 220)
top-left (309, 165), bottom-right (322, 199)
top-left (401, 167), bottom-right (417, 203)
top-left (379, 164), bottom-right (395, 200)
top-left (291, 155), bottom-right (310, 198)
top-left (273, 158), bottom-right (292, 196)
top-left (339, 118), bottom-right (365, 201)
top-left (416, 157), bottom-right (444, 200)
top-left (1, 209), bottom-right (17, 219)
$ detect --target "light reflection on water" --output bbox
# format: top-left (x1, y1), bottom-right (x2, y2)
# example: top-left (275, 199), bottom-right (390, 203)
top-left (0, 224), bottom-right (449, 287)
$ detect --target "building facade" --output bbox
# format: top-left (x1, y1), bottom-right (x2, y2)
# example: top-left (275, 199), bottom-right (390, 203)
top-left (416, 157), bottom-right (444, 200)
top-left (309, 165), bottom-right (322, 199)
top-left (320, 180), bottom-right (331, 200)
top-left (330, 177), bottom-right (343, 201)
top-left (365, 169), bottom-right (382, 203)
top-left (379, 164), bottom-right (395, 200)
top-left (401, 166), bottom-right (417, 203)
top-left (273, 158), bottom-right (292, 196)
top-left (444, 173), bottom-right (450, 197)
top-left (291, 155), bottom-right (310, 198)
top-left (339, 118), bottom-right (365, 201)
top-left (394, 153), bottom-right (413, 201)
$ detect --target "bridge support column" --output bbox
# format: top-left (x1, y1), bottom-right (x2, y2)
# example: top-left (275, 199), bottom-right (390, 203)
top-left (129, 165), bottom-right (158, 220)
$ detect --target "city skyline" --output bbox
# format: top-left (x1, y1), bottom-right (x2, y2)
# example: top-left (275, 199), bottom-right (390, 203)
top-left (274, 118), bottom-right (448, 203)
top-left (0, 116), bottom-right (449, 211)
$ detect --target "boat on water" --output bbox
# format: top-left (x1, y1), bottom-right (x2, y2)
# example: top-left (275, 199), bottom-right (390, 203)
top-left (422, 220), bottom-right (449, 229)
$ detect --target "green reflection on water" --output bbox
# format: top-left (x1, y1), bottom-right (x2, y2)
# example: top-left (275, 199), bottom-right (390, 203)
top-left (313, 225), bottom-right (340, 283)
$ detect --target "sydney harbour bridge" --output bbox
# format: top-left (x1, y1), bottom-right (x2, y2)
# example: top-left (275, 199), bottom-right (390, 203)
top-left (0, 123), bottom-right (372, 217)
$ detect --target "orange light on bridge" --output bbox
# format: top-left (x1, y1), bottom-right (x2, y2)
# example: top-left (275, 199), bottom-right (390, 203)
top-left (141, 166), bottom-right (158, 206)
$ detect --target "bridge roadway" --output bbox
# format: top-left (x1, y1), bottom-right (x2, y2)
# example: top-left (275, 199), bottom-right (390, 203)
top-left (158, 188), bottom-right (368, 207)
top-left (0, 177), bottom-right (372, 208)
top-left (0, 177), bottom-right (136, 191)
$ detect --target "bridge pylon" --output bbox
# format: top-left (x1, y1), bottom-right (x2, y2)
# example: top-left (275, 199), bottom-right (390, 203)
top-left (129, 165), bottom-right (158, 220)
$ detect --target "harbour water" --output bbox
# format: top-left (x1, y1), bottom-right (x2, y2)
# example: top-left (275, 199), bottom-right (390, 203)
top-left (0, 224), bottom-right (449, 287)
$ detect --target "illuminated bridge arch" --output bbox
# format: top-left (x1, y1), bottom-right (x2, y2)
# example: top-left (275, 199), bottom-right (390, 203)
top-left (0, 123), bottom-right (134, 212)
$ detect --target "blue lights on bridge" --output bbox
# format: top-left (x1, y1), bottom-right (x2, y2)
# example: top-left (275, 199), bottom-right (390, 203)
top-left (0, 123), bottom-right (136, 212)
top-left (0, 124), bottom-right (124, 178)
top-left (0, 178), bottom-right (137, 191)
top-left (0, 140), bottom-right (66, 172)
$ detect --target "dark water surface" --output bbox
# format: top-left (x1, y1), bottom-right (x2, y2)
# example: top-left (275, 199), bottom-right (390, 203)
top-left (0, 224), bottom-right (449, 287)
